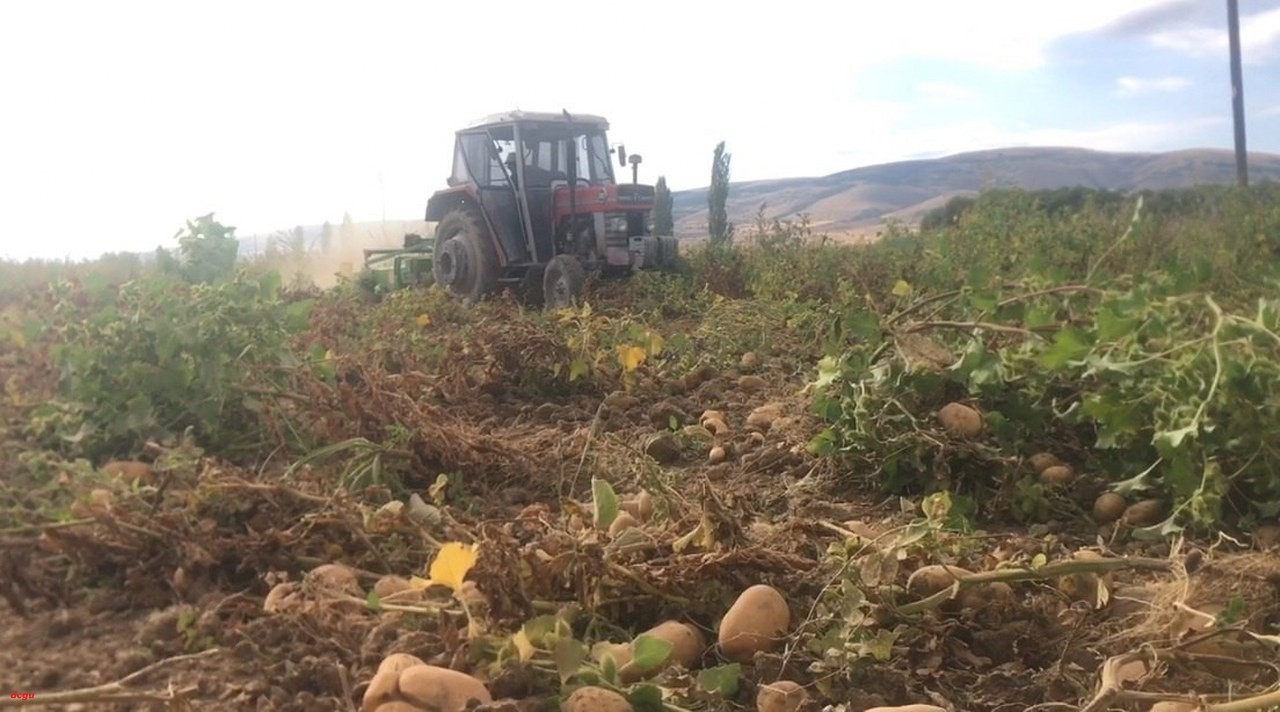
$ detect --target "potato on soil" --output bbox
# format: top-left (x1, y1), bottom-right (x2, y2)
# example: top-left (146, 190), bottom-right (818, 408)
top-left (377, 653), bottom-right (425, 677)
top-left (564, 686), bottom-right (633, 712)
top-left (703, 416), bottom-right (730, 437)
top-left (756, 680), bottom-right (808, 712)
top-left (608, 512), bottom-right (639, 537)
top-left (738, 374), bottom-right (767, 392)
top-left (699, 409), bottom-right (726, 426)
top-left (362, 668), bottom-right (402, 711)
top-left (1028, 452), bottom-right (1064, 473)
top-left (740, 351), bottom-right (760, 370)
top-left (263, 582), bottom-right (302, 614)
top-left (708, 445), bottom-right (727, 464)
top-left (1056, 550), bottom-right (1109, 605)
top-left (937, 402), bottom-right (982, 437)
top-left (1092, 493), bottom-right (1127, 523)
top-left (619, 490), bottom-right (653, 522)
top-left (373, 575), bottom-right (414, 599)
top-left (1122, 498), bottom-right (1165, 527)
top-left (718, 584), bottom-right (791, 662)
top-left (1038, 465), bottom-right (1075, 487)
top-left (306, 563), bottom-right (362, 597)
top-left (101, 459), bottom-right (157, 485)
top-left (1253, 523), bottom-right (1280, 549)
top-left (747, 403), bottom-right (785, 431)
top-left (620, 620), bottom-right (705, 681)
top-left (397, 665), bottom-right (492, 711)
top-left (906, 565), bottom-right (973, 598)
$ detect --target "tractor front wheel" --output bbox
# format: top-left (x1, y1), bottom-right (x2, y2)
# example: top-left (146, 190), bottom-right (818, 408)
top-left (432, 209), bottom-right (498, 304)
top-left (542, 255), bottom-right (586, 311)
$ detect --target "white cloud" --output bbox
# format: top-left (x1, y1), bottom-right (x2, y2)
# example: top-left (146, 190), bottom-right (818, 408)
top-left (918, 82), bottom-right (976, 103)
top-left (1114, 75), bottom-right (1192, 96)
top-left (1148, 7), bottom-right (1280, 63)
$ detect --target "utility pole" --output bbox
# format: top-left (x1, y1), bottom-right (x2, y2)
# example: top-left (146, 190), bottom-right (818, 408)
top-left (1227, 0), bottom-right (1248, 186)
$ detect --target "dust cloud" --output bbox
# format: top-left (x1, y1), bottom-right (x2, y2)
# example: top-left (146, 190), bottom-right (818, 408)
top-left (244, 219), bottom-right (433, 289)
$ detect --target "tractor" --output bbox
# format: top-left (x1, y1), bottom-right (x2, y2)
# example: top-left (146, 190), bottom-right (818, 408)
top-left (425, 110), bottom-right (679, 309)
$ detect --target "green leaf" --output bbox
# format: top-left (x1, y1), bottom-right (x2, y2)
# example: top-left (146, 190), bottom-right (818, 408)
top-left (569, 358), bottom-right (589, 382)
top-left (592, 478), bottom-right (619, 529)
top-left (696, 663), bottom-right (741, 696)
top-left (630, 633), bottom-right (674, 672)
top-left (846, 311), bottom-right (881, 342)
top-left (626, 684), bottom-right (666, 712)
top-left (1037, 328), bottom-right (1091, 369)
top-left (812, 355), bottom-right (842, 390)
top-left (891, 280), bottom-right (912, 297)
top-left (553, 637), bottom-right (587, 684)
top-left (365, 591), bottom-right (382, 612)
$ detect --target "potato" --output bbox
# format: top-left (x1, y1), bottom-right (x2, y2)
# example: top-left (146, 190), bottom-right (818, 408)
top-left (373, 704), bottom-right (425, 712)
top-left (307, 563), bottom-right (361, 597)
top-left (1092, 493), bottom-right (1127, 523)
top-left (739, 351), bottom-right (760, 370)
top-left (620, 620), bottom-right (705, 681)
top-left (756, 680), bottom-right (807, 712)
top-left (864, 706), bottom-right (948, 712)
top-left (1038, 465), bottom-right (1075, 487)
top-left (906, 565), bottom-right (973, 598)
top-left (1028, 452), bottom-right (1064, 473)
top-left (1056, 550), bottom-right (1109, 606)
top-left (608, 512), bottom-right (639, 537)
top-left (361, 668), bottom-right (402, 711)
top-left (377, 653), bottom-right (425, 677)
top-left (958, 581), bottom-right (1014, 609)
top-left (263, 582), bottom-right (301, 614)
top-left (564, 686), bottom-right (633, 712)
top-left (397, 665), bottom-right (492, 710)
top-left (88, 488), bottom-right (114, 514)
top-left (699, 409), bottom-right (726, 426)
top-left (1253, 523), bottom-right (1280, 549)
top-left (101, 459), bottom-right (157, 486)
top-left (738, 374), bottom-right (767, 392)
top-left (619, 490), bottom-right (654, 522)
top-left (703, 417), bottom-right (730, 437)
top-left (718, 584), bottom-right (790, 662)
top-left (937, 402), bottom-right (982, 437)
top-left (747, 403), bottom-right (784, 431)
top-left (708, 446), bottom-right (727, 464)
top-left (1122, 499), bottom-right (1165, 527)
top-left (373, 576), bottom-right (413, 599)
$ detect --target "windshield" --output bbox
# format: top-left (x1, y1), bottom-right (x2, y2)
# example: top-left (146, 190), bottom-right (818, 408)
top-left (457, 123), bottom-right (616, 187)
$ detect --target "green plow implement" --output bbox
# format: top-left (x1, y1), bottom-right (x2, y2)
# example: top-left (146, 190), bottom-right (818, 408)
top-left (360, 233), bottom-right (435, 292)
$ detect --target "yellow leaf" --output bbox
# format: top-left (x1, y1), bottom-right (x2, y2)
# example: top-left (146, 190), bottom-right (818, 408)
top-left (416, 313), bottom-right (431, 327)
top-left (427, 542), bottom-right (478, 592)
top-left (645, 331), bottom-right (666, 357)
top-left (511, 629), bottom-right (536, 662)
top-left (617, 344), bottom-right (647, 372)
top-left (408, 575), bottom-right (432, 590)
top-left (892, 279), bottom-right (912, 297)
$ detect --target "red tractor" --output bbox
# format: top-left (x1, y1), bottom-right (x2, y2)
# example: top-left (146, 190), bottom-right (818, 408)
top-left (425, 110), bottom-right (679, 308)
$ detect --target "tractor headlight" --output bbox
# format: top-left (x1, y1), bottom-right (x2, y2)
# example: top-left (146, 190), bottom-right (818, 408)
top-left (605, 215), bottom-right (628, 235)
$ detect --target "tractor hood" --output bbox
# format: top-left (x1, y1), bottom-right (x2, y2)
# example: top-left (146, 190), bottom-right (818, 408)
top-left (553, 183), bottom-right (654, 214)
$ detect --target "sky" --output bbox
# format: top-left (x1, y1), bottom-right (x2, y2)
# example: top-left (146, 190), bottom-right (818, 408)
top-left (1, 0), bottom-right (1278, 261)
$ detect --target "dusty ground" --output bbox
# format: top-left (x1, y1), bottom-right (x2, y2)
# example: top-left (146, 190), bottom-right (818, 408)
top-left (3, 287), bottom-right (1279, 712)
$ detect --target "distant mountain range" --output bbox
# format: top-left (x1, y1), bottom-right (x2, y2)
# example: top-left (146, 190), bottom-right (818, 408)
top-left (235, 147), bottom-right (1280, 255)
top-left (669, 147), bottom-right (1280, 238)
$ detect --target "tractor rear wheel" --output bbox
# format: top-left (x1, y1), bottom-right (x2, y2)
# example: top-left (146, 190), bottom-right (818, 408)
top-left (542, 255), bottom-right (585, 311)
top-left (433, 208), bottom-right (498, 304)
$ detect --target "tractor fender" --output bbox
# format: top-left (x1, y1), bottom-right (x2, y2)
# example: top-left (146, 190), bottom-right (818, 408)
top-left (426, 187), bottom-right (475, 222)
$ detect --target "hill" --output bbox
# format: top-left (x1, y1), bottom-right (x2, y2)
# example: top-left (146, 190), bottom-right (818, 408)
top-left (670, 146), bottom-right (1280, 238)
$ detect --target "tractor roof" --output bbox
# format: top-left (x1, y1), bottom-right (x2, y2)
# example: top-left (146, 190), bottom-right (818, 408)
top-left (462, 110), bottom-right (610, 131)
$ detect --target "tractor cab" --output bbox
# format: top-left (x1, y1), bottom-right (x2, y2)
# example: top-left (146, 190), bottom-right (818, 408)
top-left (425, 110), bottom-right (678, 308)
